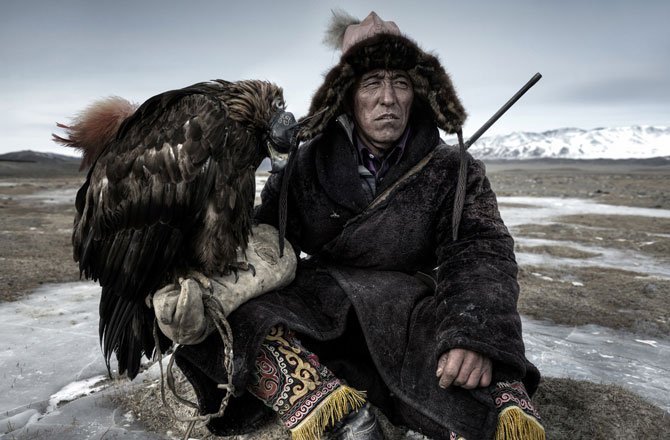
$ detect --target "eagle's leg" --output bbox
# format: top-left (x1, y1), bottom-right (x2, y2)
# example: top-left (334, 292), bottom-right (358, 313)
top-left (225, 261), bottom-right (257, 283)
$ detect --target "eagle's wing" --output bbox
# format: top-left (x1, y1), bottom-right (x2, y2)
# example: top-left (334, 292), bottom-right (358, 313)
top-left (75, 83), bottom-right (254, 378)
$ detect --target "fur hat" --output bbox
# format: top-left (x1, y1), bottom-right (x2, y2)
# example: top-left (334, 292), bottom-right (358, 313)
top-left (299, 10), bottom-right (467, 140)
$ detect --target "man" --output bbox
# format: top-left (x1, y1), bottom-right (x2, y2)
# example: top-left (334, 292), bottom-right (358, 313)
top-left (171, 11), bottom-right (544, 440)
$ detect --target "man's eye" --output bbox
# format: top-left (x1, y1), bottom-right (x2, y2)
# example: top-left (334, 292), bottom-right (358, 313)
top-left (393, 80), bottom-right (410, 89)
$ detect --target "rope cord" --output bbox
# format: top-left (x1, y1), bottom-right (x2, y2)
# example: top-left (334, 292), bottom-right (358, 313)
top-left (151, 293), bottom-right (235, 440)
top-left (452, 129), bottom-right (469, 240)
top-left (277, 135), bottom-right (299, 257)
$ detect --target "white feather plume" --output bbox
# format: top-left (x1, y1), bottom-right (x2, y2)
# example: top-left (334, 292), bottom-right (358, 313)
top-left (322, 9), bottom-right (360, 50)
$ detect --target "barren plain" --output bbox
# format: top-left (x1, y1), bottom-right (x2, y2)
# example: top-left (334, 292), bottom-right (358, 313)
top-left (1, 157), bottom-right (668, 439)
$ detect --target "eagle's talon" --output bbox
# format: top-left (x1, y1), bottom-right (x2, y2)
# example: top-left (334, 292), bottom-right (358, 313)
top-left (225, 261), bottom-right (255, 282)
top-left (184, 270), bottom-right (212, 290)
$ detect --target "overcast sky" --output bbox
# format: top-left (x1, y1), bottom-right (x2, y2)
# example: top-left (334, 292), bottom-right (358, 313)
top-left (1, 0), bottom-right (668, 155)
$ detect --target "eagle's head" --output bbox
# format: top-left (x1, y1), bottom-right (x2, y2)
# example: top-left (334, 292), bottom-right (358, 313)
top-left (226, 80), bottom-right (285, 128)
top-left (225, 80), bottom-right (297, 170)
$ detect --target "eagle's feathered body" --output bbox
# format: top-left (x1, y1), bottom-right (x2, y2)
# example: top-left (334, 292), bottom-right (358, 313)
top-left (56, 80), bottom-right (286, 378)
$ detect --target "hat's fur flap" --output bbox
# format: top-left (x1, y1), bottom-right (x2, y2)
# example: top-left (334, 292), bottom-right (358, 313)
top-left (300, 33), bottom-right (467, 140)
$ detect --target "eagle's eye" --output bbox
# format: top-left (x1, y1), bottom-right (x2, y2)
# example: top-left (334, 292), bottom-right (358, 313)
top-left (272, 98), bottom-right (286, 110)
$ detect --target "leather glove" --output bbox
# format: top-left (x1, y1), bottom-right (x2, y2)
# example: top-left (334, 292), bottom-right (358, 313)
top-left (152, 223), bottom-right (297, 345)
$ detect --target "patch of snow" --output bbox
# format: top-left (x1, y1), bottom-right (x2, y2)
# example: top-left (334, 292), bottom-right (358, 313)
top-left (635, 339), bottom-right (659, 348)
top-left (47, 375), bottom-right (107, 412)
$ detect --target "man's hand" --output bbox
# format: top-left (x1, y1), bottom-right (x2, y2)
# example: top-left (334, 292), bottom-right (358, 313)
top-left (436, 349), bottom-right (492, 390)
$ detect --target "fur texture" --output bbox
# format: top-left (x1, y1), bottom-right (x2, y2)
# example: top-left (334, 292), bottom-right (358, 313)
top-left (299, 32), bottom-right (467, 141)
top-left (53, 96), bottom-right (137, 170)
top-left (175, 119), bottom-right (539, 440)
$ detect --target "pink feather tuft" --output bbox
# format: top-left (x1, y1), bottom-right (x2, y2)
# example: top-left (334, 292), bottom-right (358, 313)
top-left (52, 96), bottom-right (138, 171)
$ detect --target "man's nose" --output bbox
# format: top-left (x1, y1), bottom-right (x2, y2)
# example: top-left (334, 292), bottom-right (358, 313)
top-left (379, 82), bottom-right (397, 105)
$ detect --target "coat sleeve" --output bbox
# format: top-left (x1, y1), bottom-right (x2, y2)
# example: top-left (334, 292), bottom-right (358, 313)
top-left (433, 157), bottom-right (530, 379)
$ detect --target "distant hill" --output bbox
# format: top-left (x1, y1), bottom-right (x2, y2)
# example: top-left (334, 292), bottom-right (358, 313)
top-left (3, 125), bottom-right (670, 177)
top-left (0, 150), bottom-right (81, 164)
top-left (467, 125), bottom-right (670, 160)
top-left (0, 150), bottom-right (81, 178)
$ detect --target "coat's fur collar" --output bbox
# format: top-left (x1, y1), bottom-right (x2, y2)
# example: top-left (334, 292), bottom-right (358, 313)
top-left (299, 31), bottom-right (467, 140)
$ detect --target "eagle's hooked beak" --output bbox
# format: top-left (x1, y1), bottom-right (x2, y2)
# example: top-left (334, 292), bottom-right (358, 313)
top-left (267, 110), bottom-right (298, 173)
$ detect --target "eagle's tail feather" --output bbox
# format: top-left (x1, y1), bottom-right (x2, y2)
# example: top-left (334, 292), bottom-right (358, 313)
top-left (100, 287), bottom-right (171, 379)
top-left (52, 96), bottom-right (138, 170)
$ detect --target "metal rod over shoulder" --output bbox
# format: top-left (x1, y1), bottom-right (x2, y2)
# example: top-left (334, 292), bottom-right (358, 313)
top-left (465, 72), bottom-right (542, 149)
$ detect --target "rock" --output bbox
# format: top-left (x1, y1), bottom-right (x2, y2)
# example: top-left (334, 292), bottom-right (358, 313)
top-left (642, 283), bottom-right (658, 297)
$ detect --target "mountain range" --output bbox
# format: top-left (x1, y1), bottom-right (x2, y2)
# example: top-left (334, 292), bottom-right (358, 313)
top-left (465, 125), bottom-right (670, 160)
top-left (2, 126), bottom-right (669, 164)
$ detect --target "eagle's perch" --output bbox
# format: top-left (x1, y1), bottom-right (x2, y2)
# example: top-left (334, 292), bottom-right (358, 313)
top-left (54, 79), bottom-right (295, 379)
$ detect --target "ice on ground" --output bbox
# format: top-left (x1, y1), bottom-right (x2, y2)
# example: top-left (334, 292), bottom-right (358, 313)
top-left (523, 317), bottom-right (670, 412)
top-left (498, 197), bottom-right (670, 278)
top-left (498, 196), bottom-right (670, 227)
top-left (514, 237), bottom-right (670, 278)
top-left (13, 188), bottom-right (78, 205)
top-left (2, 280), bottom-right (669, 435)
top-left (5, 388), bottom-right (165, 439)
top-left (0, 282), bottom-right (111, 430)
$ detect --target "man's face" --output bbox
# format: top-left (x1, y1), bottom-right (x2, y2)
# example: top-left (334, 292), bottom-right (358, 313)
top-left (353, 69), bottom-right (414, 154)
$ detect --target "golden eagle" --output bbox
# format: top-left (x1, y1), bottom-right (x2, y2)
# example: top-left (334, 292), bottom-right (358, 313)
top-left (54, 79), bottom-right (297, 378)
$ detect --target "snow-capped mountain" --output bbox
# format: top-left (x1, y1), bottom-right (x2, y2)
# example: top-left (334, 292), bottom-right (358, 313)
top-left (467, 126), bottom-right (670, 160)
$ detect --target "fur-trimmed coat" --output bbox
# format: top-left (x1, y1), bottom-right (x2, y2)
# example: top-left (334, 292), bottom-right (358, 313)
top-left (174, 113), bottom-right (540, 440)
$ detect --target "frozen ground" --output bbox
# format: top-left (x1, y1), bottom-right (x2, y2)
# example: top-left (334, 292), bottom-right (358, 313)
top-left (498, 196), bottom-right (670, 278)
top-left (1, 196), bottom-right (669, 437)
top-left (498, 196), bottom-right (670, 228)
top-left (2, 282), bottom-right (668, 438)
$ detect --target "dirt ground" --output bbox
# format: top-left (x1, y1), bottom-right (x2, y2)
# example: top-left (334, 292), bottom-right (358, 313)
top-left (2, 159), bottom-right (669, 438)
top-left (485, 159), bottom-right (670, 209)
top-left (0, 178), bottom-right (80, 300)
top-left (111, 368), bottom-right (670, 440)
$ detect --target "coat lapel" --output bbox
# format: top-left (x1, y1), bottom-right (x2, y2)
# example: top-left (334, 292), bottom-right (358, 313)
top-left (376, 116), bottom-right (440, 194)
top-left (315, 117), bottom-right (370, 213)
top-left (314, 114), bottom-right (441, 213)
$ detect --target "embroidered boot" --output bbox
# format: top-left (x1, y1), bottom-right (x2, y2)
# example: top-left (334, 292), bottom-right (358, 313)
top-left (328, 402), bottom-right (386, 440)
